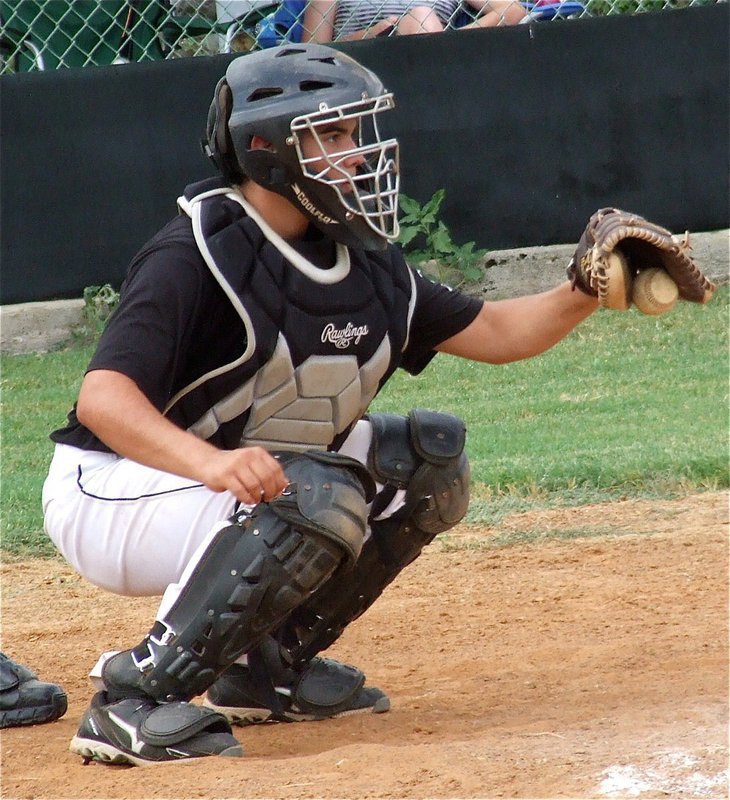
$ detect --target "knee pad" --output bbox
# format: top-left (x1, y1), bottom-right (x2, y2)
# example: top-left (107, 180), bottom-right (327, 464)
top-left (277, 409), bottom-right (470, 665)
top-left (103, 451), bottom-right (373, 702)
top-left (274, 449), bottom-right (375, 563)
top-left (368, 409), bottom-right (470, 533)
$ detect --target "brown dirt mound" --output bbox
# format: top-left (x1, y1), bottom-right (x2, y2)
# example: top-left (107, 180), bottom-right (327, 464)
top-left (1, 492), bottom-right (728, 799)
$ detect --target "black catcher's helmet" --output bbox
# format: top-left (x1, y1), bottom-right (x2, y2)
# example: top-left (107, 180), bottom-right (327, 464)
top-left (205, 44), bottom-right (400, 250)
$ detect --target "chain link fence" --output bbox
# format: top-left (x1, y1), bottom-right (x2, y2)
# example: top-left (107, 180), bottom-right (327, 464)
top-left (1, 0), bottom-right (723, 73)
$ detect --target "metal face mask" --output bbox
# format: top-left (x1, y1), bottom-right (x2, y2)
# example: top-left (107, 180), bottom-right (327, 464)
top-left (289, 93), bottom-right (400, 244)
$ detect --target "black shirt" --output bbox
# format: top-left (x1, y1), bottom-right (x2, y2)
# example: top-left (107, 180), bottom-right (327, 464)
top-left (52, 213), bottom-right (482, 452)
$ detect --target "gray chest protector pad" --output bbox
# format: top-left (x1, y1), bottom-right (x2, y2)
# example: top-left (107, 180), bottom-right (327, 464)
top-left (170, 185), bottom-right (414, 453)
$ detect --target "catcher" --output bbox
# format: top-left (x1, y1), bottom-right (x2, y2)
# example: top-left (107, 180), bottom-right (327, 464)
top-left (42, 43), bottom-right (714, 766)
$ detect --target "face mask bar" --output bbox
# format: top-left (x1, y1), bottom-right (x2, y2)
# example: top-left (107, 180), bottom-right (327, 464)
top-left (290, 95), bottom-right (400, 241)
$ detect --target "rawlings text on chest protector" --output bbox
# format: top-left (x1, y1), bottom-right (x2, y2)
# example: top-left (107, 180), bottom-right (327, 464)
top-left (171, 184), bottom-right (414, 452)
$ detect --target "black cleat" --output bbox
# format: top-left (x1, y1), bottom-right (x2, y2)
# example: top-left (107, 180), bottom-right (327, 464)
top-left (0, 653), bottom-right (68, 729)
top-left (205, 657), bottom-right (390, 725)
top-left (69, 691), bottom-right (244, 766)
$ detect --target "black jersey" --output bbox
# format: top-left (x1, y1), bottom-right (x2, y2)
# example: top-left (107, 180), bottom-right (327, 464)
top-left (52, 180), bottom-right (482, 453)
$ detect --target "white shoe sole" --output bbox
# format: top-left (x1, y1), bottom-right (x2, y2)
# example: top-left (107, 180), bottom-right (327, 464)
top-left (69, 734), bottom-right (243, 766)
top-left (202, 695), bottom-right (390, 726)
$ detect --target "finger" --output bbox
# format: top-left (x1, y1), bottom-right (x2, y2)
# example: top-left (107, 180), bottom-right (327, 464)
top-left (236, 482), bottom-right (262, 506)
top-left (229, 447), bottom-right (288, 501)
top-left (255, 450), bottom-right (289, 491)
top-left (224, 471), bottom-right (264, 506)
top-left (249, 463), bottom-right (287, 502)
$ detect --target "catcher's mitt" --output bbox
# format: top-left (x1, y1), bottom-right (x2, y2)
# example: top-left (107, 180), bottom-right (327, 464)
top-left (567, 208), bottom-right (716, 310)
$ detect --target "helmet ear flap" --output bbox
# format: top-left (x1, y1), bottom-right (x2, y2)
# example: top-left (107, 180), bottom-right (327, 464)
top-left (205, 78), bottom-right (245, 185)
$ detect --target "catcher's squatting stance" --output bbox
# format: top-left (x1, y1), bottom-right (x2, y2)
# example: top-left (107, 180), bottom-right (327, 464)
top-left (41, 44), bottom-right (716, 766)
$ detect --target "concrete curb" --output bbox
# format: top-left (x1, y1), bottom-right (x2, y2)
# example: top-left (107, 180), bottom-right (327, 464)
top-left (1, 230), bottom-right (727, 356)
top-left (1, 298), bottom-right (86, 356)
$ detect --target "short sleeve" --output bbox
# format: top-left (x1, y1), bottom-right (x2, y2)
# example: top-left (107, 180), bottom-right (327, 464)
top-left (86, 220), bottom-right (208, 411)
top-left (399, 267), bottom-right (483, 375)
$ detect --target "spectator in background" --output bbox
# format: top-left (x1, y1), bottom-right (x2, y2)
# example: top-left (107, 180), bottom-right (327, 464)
top-left (303, 0), bottom-right (527, 42)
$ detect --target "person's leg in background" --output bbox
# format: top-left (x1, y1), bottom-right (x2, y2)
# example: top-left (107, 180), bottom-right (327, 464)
top-left (396, 5), bottom-right (445, 35)
top-left (0, 653), bottom-right (67, 728)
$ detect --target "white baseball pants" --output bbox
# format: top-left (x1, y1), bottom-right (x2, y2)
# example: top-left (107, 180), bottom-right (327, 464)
top-left (42, 420), bottom-right (404, 597)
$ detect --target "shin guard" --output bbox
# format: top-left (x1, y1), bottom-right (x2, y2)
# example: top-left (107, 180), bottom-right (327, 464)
top-left (102, 452), bottom-right (373, 702)
top-left (276, 409), bottom-right (470, 665)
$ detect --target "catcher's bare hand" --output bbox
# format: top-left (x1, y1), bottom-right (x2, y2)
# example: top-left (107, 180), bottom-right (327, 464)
top-left (200, 446), bottom-right (289, 505)
top-left (567, 208), bottom-right (716, 312)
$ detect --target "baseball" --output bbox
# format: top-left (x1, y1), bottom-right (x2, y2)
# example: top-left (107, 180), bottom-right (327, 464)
top-left (632, 268), bottom-right (679, 315)
top-left (600, 250), bottom-right (632, 310)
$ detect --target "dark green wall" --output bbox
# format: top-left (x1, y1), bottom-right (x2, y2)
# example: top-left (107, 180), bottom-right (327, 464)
top-left (1, 5), bottom-right (727, 304)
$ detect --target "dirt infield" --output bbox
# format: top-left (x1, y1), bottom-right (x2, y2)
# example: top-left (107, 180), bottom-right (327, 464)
top-left (1, 492), bottom-right (727, 799)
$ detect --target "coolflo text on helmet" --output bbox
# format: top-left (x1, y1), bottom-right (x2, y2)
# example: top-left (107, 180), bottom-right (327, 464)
top-left (205, 44), bottom-right (400, 251)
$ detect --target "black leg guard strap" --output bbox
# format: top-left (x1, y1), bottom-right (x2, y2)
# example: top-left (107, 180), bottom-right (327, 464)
top-left (103, 452), bottom-right (372, 703)
top-left (277, 409), bottom-right (470, 665)
top-left (245, 642), bottom-right (288, 720)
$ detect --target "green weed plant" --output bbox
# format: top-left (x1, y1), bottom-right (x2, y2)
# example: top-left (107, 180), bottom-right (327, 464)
top-left (73, 283), bottom-right (120, 343)
top-left (397, 190), bottom-right (488, 286)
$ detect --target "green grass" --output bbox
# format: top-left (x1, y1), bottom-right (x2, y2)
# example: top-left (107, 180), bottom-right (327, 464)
top-left (370, 285), bottom-right (729, 520)
top-left (1, 344), bottom-right (96, 557)
top-left (439, 524), bottom-right (620, 552)
top-left (1, 287), bottom-right (728, 558)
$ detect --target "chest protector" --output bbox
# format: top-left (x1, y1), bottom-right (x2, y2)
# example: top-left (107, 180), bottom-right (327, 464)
top-left (169, 179), bottom-right (415, 452)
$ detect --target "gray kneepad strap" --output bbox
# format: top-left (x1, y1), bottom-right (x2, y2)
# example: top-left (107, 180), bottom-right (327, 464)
top-left (106, 452), bottom-right (373, 702)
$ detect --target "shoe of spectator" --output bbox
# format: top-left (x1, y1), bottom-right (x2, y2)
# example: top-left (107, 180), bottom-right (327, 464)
top-left (69, 691), bottom-right (244, 766)
top-left (204, 656), bottom-right (390, 725)
top-left (0, 652), bottom-right (68, 728)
